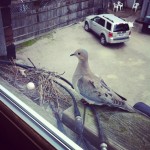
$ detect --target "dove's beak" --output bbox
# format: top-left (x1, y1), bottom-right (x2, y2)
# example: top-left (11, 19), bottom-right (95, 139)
top-left (70, 53), bottom-right (75, 56)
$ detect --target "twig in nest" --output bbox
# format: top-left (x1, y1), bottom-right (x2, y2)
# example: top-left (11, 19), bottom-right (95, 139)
top-left (56, 71), bottom-right (65, 76)
top-left (28, 58), bottom-right (36, 68)
top-left (36, 71), bottom-right (69, 110)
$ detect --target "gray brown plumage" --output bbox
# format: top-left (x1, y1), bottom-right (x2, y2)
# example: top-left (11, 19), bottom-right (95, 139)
top-left (70, 49), bottom-right (135, 112)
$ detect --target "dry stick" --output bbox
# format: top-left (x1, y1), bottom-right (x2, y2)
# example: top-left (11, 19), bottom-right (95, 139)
top-left (28, 58), bottom-right (36, 68)
top-left (26, 64), bottom-right (73, 89)
top-left (51, 79), bottom-right (60, 109)
top-left (38, 75), bottom-right (44, 105)
top-left (9, 59), bottom-right (19, 85)
top-left (2, 63), bottom-right (68, 107)
top-left (37, 73), bottom-right (55, 105)
top-left (9, 60), bottom-right (17, 75)
top-left (0, 66), bottom-right (13, 83)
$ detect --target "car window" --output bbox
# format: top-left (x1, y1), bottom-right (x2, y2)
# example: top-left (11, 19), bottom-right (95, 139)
top-left (113, 23), bottom-right (129, 32)
top-left (106, 22), bottom-right (112, 31)
top-left (98, 18), bottom-right (105, 27)
top-left (93, 17), bottom-right (100, 23)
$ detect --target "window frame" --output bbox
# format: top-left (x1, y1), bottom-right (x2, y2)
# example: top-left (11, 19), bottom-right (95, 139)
top-left (98, 18), bottom-right (105, 27)
top-left (106, 21), bottom-right (112, 31)
top-left (0, 85), bottom-right (83, 150)
top-left (113, 23), bottom-right (130, 32)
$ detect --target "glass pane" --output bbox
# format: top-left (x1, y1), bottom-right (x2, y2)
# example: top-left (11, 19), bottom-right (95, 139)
top-left (106, 22), bottom-right (111, 31)
top-left (99, 18), bottom-right (105, 27)
top-left (2, 1), bottom-right (150, 150)
top-left (113, 24), bottom-right (129, 32)
top-left (0, 79), bottom-right (83, 150)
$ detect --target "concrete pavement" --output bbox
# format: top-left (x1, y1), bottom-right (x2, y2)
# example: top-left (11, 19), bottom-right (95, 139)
top-left (17, 21), bottom-right (150, 106)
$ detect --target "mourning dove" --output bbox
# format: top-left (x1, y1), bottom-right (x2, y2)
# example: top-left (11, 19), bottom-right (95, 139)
top-left (70, 49), bottom-right (135, 112)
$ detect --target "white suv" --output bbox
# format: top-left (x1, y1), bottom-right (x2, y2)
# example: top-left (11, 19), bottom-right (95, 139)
top-left (84, 14), bottom-right (131, 45)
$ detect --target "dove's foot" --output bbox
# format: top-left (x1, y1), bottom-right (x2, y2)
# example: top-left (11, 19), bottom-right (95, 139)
top-left (81, 99), bottom-right (90, 106)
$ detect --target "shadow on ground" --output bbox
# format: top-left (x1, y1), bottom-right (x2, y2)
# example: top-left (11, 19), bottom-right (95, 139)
top-left (107, 8), bottom-right (140, 19)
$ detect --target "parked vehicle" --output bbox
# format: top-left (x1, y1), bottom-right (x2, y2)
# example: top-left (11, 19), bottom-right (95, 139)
top-left (84, 14), bottom-right (131, 45)
top-left (141, 16), bottom-right (150, 34)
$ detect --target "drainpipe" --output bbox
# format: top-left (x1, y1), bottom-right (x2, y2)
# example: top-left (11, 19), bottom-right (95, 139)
top-left (144, 0), bottom-right (150, 18)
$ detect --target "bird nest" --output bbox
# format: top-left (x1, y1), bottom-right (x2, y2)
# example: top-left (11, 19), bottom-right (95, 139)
top-left (0, 63), bottom-right (73, 112)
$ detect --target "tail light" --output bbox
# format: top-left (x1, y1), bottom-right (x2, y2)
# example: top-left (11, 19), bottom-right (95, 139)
top-left (129, 31), bottom-right (131, 35)
top-left (108, 32), bottom-right (113, 37)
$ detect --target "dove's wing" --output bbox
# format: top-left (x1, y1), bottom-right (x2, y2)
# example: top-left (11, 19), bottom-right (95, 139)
top-left (77, 76), bottom-right (134, 112)
top-left (100, 79), bottom-right (127, 101)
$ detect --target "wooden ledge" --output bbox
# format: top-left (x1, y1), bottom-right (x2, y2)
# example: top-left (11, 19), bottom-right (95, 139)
top-left (62, 102), bottom-right (150, 150)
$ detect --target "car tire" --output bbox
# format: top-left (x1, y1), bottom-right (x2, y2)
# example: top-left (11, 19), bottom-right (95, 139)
top-left (100, 34), bottom-right (107, 46)
top-left (84, 22), bottom-right (90, 31)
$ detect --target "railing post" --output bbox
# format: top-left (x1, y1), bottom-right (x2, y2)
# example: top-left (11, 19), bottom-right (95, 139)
top-left (0, 0), bottom-right (16, 59)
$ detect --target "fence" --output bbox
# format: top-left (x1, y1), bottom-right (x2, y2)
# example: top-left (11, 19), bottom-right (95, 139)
top-left (11, 0), bottom-right (103, 43)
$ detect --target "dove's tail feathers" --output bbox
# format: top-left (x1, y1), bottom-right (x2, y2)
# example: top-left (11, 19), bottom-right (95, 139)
top-left (114, 92), bottom-right (127, 101)
top-left (121, 103), bottom-right (136, 113)
top-left (111, 100), bottom-right (135, 113)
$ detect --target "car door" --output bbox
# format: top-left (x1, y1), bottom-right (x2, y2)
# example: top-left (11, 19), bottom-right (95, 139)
top-left (96, 18), bottom-right (106, 35)
top-left (91, 17), bottom-right (100, 33)
top-left (91, 17), bottom-right (105, 35)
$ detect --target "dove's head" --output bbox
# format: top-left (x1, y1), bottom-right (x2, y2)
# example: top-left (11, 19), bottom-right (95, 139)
top-left (70, 49), bottom-right (88, 62)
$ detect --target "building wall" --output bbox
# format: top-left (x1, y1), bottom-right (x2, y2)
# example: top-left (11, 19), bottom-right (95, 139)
top-left (126, 0), bottom-right (135, 8)
top-left (140, 0), bottom-right (150, 18)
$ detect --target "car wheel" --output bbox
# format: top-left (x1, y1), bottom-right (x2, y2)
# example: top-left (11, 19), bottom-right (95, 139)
top-left (100, 35), bottom-right (107, 46)
top-left (84, 22), bottom-right (90, 31)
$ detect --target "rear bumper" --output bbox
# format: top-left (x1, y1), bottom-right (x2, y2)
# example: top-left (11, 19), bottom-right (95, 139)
top-left (108, 37), bottom-right (130, 43)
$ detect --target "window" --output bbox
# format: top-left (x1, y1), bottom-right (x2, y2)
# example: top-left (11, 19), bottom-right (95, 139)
top-left (0, 58), bottom-right (109, 150)
top-left (106, 22), bottom-right (112, 31)
top-left (98, 18), bottom-right (105, 27)
top-left (0, 84), bottom-right (83, 150)
top-left (93, 17), bottom-right (100, 23)
top-left (113, 23), bottom-right (129, 32)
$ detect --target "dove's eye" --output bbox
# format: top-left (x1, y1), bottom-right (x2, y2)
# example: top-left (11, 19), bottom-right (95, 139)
top-left (78, 53), bottom-right (81, 55)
